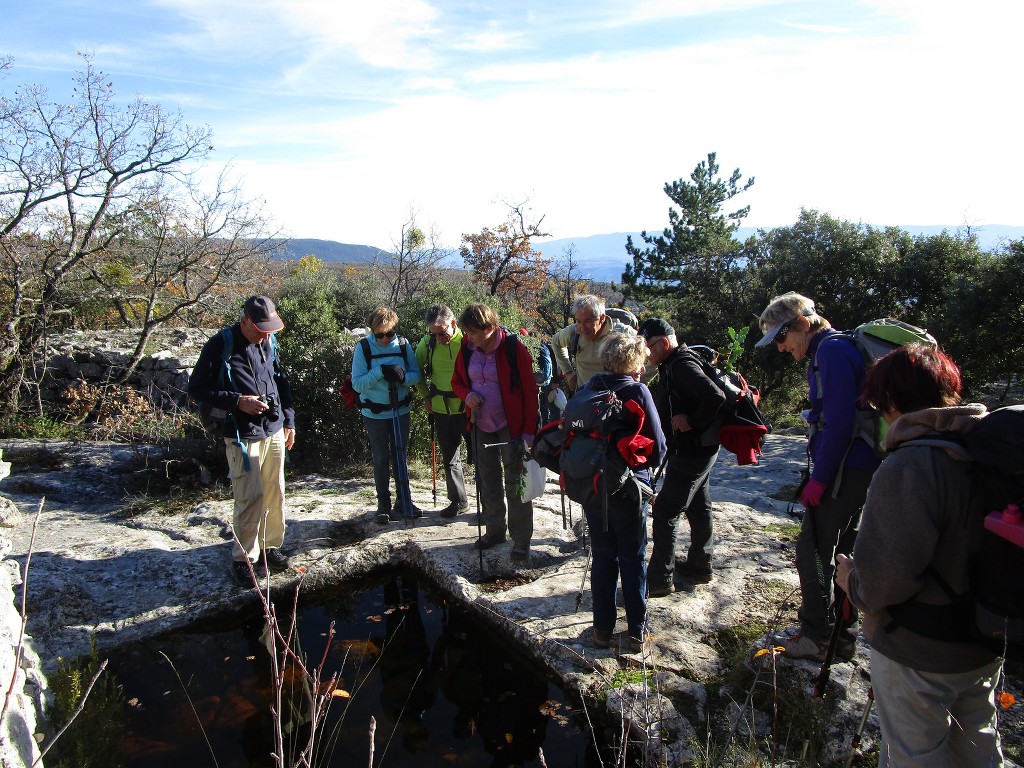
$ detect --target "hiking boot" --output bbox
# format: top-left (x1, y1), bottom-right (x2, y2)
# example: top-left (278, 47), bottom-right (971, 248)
top-left (440, 502), bottom-right (470, 518)
top-left (593, 627), bottom-right (613, 648)
top-left (474, 532), bottom-right (506, 550)
top-left (648, 581), bottom-right (675, 598)
top-left (392, 502), bottom-right (424, 518)
top-left (616, 632), bottom-right (647, 654)
top-left (778, 629), bottom-right (829, 661)
top-left (778, 624), bottom-right (857, 660)
top-left (260, 548), bottom-right (292, 573)
top-left (510, 542), bottom-right (529, 562)
top-left (674, 557), bottom-right (713, 583)
top-left (375, 511), bottom-right (396, 524)
top-left (232, 560), bottom-right (253, 587)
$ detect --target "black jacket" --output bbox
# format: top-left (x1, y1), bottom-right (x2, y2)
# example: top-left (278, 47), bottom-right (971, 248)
top-left (188, 324), bottom-right (295, 440)
top-left (654, 346), bottom-right (725, 454)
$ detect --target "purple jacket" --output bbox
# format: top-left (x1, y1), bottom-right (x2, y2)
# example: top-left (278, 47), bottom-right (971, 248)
top-left (806, 329), bottom-right (881, 486)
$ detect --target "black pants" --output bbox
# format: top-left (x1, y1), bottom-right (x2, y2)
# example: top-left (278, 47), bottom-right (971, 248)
top-left (647, 448), bottom-right (719, 588)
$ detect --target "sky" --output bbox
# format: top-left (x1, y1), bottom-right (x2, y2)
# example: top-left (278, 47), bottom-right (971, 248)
top-left (2, 0), bottom-right (1021, 250)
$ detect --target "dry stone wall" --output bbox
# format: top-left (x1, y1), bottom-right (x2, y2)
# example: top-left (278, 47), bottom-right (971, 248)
top-left (35, 328), bottom-right (216, 414)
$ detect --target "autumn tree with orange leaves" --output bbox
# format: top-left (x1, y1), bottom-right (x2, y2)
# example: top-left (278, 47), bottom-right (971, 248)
top-left (460, 202), bottom-right (553, 309)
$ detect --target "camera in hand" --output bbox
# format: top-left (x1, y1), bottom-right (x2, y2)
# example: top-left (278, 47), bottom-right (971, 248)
top-left (258, 393), bottom-right (280, 420)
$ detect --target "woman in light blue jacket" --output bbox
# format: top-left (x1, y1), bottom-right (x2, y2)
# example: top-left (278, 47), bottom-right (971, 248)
top-left (351, 307), bottom-right (421, 521)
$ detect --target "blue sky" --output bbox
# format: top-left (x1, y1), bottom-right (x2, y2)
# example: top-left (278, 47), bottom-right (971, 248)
top-left (3, 0), bottom-right (1020, 249)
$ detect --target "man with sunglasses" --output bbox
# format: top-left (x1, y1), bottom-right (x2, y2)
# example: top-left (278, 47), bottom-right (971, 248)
top-left (755, 292), bottom-right (881, 661)
top-left (639, 318), bottom-right (726, 595)
top-left (415, 304), bottom-right (470, 518)
top-left (352, 306), bottom-right (422, 522)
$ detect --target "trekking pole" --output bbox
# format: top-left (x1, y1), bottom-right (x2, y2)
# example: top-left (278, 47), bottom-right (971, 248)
top-left (846, 673), bottom-right (874, 767)
top-left (472, 417), bottom-right (484, 580)
top-left (575, 531), bottom-right (592, 613)
top-left (482, 441), bottom-right (511, 449)
top-left (388, 381), bottom-right (415, 524)
top-left (429, 414), bottom-right (438, 507)
top-left (813, 594), bottom-right (852, 698)
top-left (559, 484), bottom-right (567, 530)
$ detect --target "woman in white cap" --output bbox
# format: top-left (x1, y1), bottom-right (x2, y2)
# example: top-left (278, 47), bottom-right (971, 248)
top-left (755, 292), bottom-right (882, 660)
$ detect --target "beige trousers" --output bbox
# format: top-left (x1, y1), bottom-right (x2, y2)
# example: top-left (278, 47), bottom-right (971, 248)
top-left (225, 430), bottom-right (286, 562)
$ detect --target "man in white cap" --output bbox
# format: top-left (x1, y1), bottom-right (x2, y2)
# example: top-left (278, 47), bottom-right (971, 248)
top-left (189, 295), bottom-right (297, 586)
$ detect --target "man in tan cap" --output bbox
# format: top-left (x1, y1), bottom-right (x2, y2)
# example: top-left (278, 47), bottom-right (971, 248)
top-left (189, 295), bottom-right (297, 586)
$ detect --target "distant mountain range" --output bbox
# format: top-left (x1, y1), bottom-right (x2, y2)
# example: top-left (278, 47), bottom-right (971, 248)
top-left (271, 238), bottom-right (382, 264)
top-left (274, 225), bottom-right (1024, 283)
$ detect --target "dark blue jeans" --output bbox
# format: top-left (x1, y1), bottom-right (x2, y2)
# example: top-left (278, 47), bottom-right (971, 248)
top-left (648, 448), bottom-right (718, 588)
top-left (584, 481), bottom-right (648, 639)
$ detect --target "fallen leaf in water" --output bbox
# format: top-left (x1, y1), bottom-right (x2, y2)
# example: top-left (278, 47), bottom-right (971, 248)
top-left (998, 691), bottom-right (1016, 709)
top-left (367, 615), bottom-right (383, 622)
top-left (331, 689), bottom-right (351, 698)
top-left (504, 733), bottom-right (513, 744)
top-left (128, 697), bottom-right (141, 708)
top-left (384, 607), bottom-right (396, 615)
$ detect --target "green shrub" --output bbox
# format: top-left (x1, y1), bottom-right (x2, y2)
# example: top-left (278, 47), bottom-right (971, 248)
top-left (46, 647), bottom-right (126, 768)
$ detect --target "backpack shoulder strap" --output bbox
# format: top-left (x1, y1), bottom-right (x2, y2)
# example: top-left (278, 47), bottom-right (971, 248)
top-left (217, 327), bottom-right (236, 390)
top-left (568, 329), bottom-right (580, 365)
top-left (359, 336), bottom-right (372, 367)
top-left (503, 328), bottom-right (522, 390)
top-left (398, 336), bottom-right (412, 367)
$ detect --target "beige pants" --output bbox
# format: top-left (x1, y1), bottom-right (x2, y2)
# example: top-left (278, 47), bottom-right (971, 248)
top-left (225, 430), bottom-right (286, 562)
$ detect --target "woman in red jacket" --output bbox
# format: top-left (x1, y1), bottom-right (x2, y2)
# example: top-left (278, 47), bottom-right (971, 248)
top-left (452, 303), bottom-right (539, 561)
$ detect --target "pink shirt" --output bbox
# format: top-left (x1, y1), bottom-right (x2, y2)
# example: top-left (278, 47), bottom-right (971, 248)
top-left (468, 339), bottom-right (507, 434)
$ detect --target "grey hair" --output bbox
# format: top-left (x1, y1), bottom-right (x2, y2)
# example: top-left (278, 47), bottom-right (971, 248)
top-left (571, 294), bottom-right (606, 320)
top-left (759, 292), bottom-right (830, 334)
top-left (600, 332), bottom-right (648, 375)
top-left (425, 304), bottom-right (454, 326)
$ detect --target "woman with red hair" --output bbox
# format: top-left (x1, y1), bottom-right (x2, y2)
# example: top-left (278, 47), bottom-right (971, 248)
top-left (836, 343), bottom-right (1004, 767)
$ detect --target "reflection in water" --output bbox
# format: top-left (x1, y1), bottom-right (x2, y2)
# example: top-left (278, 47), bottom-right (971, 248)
top-left (375, 574), bottom-right (436, 756)
top-left (108, 568), bottom-right (591, 767)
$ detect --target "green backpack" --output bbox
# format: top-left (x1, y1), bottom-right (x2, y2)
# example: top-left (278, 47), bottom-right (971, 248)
top-left (814, 318), bottom-right (937, 457)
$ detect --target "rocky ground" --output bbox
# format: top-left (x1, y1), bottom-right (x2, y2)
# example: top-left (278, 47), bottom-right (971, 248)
top-left (1, 433), bottom-right (1020, 767)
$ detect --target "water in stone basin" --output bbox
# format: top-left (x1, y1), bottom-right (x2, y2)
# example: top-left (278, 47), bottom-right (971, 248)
top-left (104, 567), bottom-right (598, 767)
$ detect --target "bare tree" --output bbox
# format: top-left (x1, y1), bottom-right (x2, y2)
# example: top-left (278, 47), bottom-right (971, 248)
top-left (0, 54), bottom-right (245, 410)
top-left (374, 211), bottom-right (450, 308)
top-left (79, 171), bottom-right (280, 382)
top-left (535, 243), bottom-right (590, 335)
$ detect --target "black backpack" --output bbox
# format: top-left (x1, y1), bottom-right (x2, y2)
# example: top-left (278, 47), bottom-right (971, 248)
top-left (669, 346), bottom-right (771, 465)
top-left (559, 381), bottom-right (638, 509)
top-left (886, 405), bottom-right (1024, 650)
top-left (532, 418), bottom-right (566, 474)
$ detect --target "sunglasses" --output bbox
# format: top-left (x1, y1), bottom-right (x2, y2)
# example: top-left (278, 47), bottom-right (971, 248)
top-left (772, 322), bottom-right (792, 345)
top-left (429, 326), bottom-right (453, 338)
top-left (374, 330), bottom-right (397, 340)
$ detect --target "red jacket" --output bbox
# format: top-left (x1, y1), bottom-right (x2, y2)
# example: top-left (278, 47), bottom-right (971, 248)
top-left (452, 329), bottom-right (538, 439)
